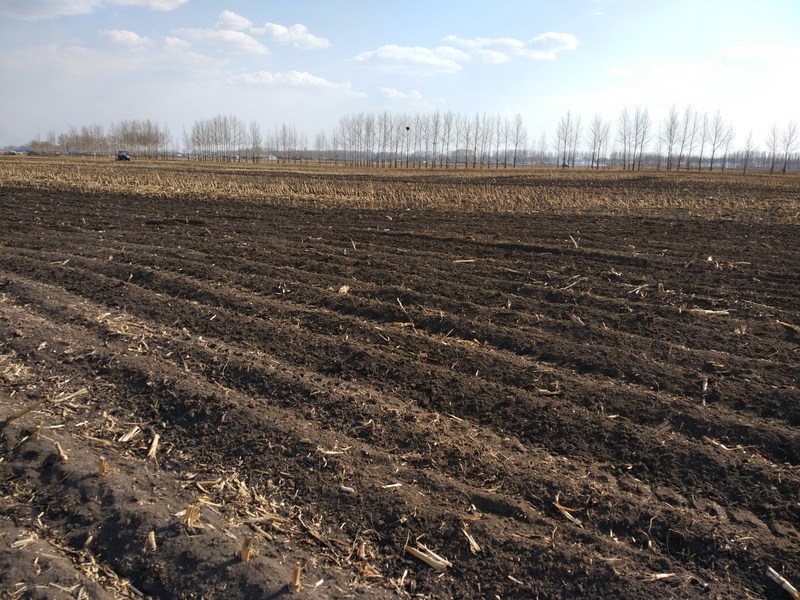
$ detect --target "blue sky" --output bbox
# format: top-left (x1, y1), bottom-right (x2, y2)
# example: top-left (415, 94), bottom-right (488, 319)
top-left (1, 0), bottom-right (798, 149)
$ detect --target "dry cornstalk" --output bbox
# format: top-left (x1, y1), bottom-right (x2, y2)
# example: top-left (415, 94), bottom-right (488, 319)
top-left (239, 536), bottom-right (255, 563)
top-left (33, 422), bottom-right (41, 441)
top-left (554, 496), bottom-right (582, 527)
top-left (777, 320), bottom-right (800, 335)
top-left (11, 535), bottom-right (37, 550)
top-left (54, 441), bottom-right (69, 461)
top-left (119, 425), bottom-right (141, 443)
top-left (55, 388), bottom-right (89, 404)
top-left (98, 457), bottom-right (109, 476)
top-left (290, 561), bottom-right (302, 593)
top-left (688, 308), bottom-right (730, 316)
top-left (183, 504), bottom-right (201, 528)
top-left (767, 566), bottom-right (799, 599)
top-left (651, 573), bottom-right (675, 581)
top-left (146, 531), bottom-right (157, 552)
top-left (147, 434), bottom-right (160, 459)
top-left (404, 543), bottom-right (452, 571)
top-left (462, 527), bottom-right (481, 554)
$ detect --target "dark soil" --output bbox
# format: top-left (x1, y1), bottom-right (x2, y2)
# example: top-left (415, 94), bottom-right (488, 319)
top-left (0, 185), bottom-right (798, 599)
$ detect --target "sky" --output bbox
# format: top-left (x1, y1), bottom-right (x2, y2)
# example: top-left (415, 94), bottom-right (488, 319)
top-left (1, 0), bottom-right (799, 149)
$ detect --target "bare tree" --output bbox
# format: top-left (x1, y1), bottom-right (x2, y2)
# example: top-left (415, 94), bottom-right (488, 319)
top-left (569, 114), bottom-right (582, 167)
top-left (675, 106), bottom-right (695, 170)
top-left (536, 131), bottom-right (548, 165)
top-left (616, 108), bottom-right (631, 169)
top-left (741, 131), bottom-right (755, 174)
top-left (313, 130), bottom-right (327, 163)
top-left (765, 123), bottom-right (780, 174)
top-left (696, 112), bottom-right (710, 170)
top-left (720, 124), bottom-right (735, 172)
top-left (633, 106), bottom-right (651, 170)
top-left (707, 110), bottom-right (727, 171)
top-left (474, 112), bottom-right (488, 168)
top-left (278, 122), bottom-right (296, 163)
top-left (376, 110), bottom-right (391, 167)
top-left (430, 111), bottom-right (441, 168)
top-left (587, 114), bottom-right (610, 169)
top-left (510, 113), bottom-right (527, 167)
top-left (780, 120), bottom-right (799, 174)
top-left (249, 120), bottom-right (262, 162)
top-left (662, 105), bottom-right (680, 170)
top-left (460, 114), bottom-right (472, 169)
top-left (441, 110), bottom-right (454, 168)
top-left (412, 112), bottom-right (425, 168)
top-left (493, 115), bottom-right (503, 168)
top-left (364, 113), bottom-right (376, 166)
top-left (501, 117), bottom-right (512, 167)
top-left (555, 110), bottom-right (574, 168)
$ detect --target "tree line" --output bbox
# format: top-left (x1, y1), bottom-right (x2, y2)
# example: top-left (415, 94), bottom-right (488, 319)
top-left (27, 119), bottom-right (171, 159)
top-left (20, 107), bottom-right (800, 173)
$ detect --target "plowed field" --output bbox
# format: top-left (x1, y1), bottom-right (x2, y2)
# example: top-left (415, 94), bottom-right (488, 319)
top-left (1, 182), bottom-right (798, 599)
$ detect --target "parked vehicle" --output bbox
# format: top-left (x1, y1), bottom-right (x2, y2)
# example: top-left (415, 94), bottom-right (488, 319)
top-left (116, 150), bottom-right (131, 161)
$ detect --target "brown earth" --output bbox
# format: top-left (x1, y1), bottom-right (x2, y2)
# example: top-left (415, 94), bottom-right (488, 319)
top-left (0, 183), bottom-right (798, 599)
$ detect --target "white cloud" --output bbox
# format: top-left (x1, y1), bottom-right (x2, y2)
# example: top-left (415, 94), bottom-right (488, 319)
top-left (0, 0), bottom-right (104, 19)
top-left (355, 45), bottom-right (469, 75)
top-left (528, 32), bottom-right (579, 59)
top-left (444, 32), bottom-right (578, 62)
top-left (254, 23), bottom-right (330, 50)
top-left (215, 10), bottom-right (252, 31)
top-left (473, 49), bottom-right (512, 64)
top-left (101, 29), bottom-right (153, 47)
top-left (237, 70), bottom-right (349, 90)
top-left (164, 36), bottom-right (190, 49)
top-left (381, 87), bottom-right (424, 101)
top-left (173, 28), bottom-right (269, 55)
top-left (0, 0), bottom-right (186, 20)
top-left (111, 0), bottom-right (187, 10)
top-left (442, 35), bottom-right (524, 52)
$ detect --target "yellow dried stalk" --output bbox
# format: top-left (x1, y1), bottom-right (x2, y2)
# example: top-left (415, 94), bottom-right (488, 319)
top-left (119, 425), bottom-right (141, 443)
top-left (183, 504), bottom-right (201, 528)
top-left (54, 441), bottom-right (69, 461)
top-left (147, 434), bottom-right (160, 459)
top-left (3, 157), bottom-right (797, 222)
top-left (462, 527), bottom-right (481, 554)
top-left (98, 457), bottom-right (109, 476)
top-left (239, 536), bottom-right (255, 563)
top-left (147, 531), bottom-right (157, 552)
top-left (290, 561), bottom-right (302, 593)
top-left (404, 543), bottom-right (452, 571)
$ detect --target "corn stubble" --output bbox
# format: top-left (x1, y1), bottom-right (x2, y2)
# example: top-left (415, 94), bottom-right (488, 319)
top-left (2, 156), bottom-right (797, 222)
